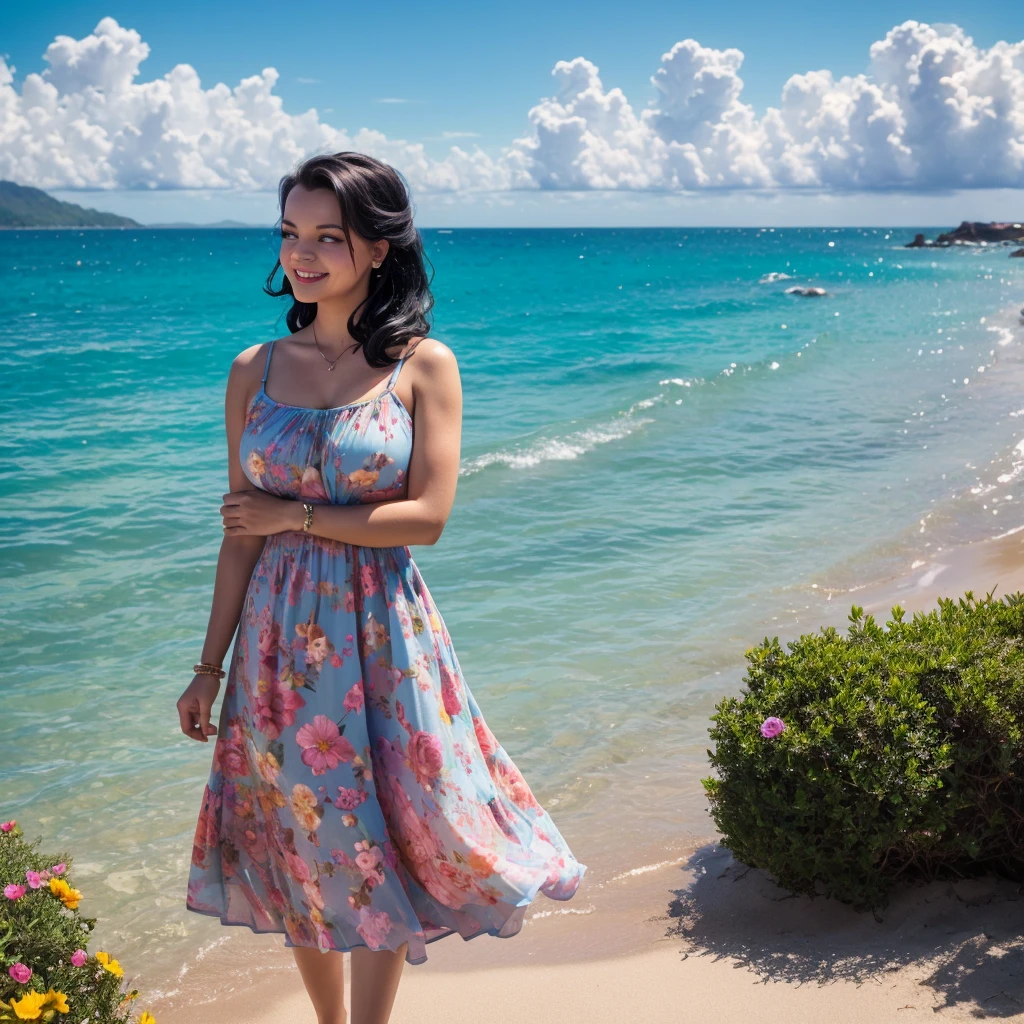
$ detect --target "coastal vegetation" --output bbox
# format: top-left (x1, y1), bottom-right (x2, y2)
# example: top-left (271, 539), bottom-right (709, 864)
top-left (703, 590), bottom-right (1024, 910)
top-left (0, 821), bottom-right (155, 1023)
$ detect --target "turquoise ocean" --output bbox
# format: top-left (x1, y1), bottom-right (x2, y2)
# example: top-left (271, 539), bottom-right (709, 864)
top-left (3, 225), bottom-right (1024, 996)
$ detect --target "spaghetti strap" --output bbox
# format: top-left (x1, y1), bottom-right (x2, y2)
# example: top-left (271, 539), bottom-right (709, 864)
top-left (261, 340), bottom-right (275, 387)
top-left (385, 339), bottom-right (423, 392)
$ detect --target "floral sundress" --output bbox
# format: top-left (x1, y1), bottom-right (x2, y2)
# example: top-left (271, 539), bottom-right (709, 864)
top-left (185, 338), bottom-right (588, 964)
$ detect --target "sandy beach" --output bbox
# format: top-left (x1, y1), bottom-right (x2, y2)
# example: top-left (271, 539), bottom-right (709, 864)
top-left (149, 527), bottom-right (1024, 1024)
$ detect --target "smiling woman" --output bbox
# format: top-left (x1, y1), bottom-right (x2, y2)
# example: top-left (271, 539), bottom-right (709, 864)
top-left (173, 151), bottom-right (588, 1024)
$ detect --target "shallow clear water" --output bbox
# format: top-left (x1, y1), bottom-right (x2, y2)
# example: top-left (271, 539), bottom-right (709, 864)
top-left (2, 225), bottom-right (1024, 993)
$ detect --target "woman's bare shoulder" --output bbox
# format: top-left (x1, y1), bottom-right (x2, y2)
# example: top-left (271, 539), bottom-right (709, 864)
top-left (399, 336), bottom-right (457, 371)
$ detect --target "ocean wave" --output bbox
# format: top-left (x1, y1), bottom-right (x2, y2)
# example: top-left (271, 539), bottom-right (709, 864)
top-left (759, 271), bottom-right (793, 283)
top-left (460, 401), bottom-right (659, 476)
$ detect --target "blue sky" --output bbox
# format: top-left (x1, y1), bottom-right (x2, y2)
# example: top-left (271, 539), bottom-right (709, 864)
top-left (3, 2), bottom-right (1024, 226)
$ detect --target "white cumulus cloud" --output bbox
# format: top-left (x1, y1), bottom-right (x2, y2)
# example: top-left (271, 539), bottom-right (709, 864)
top-left (1, 16), bottom-right (1022, 195)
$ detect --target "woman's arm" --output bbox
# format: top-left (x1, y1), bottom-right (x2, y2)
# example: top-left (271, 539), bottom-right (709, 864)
top-left (220, 339), bottom-right (463, 548)
top-left (176, 348), bottom-right (267, 743)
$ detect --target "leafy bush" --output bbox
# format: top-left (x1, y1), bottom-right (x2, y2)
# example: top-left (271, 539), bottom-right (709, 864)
top-left (0, 820), bottom-right (157, 1023)
top-left (702, 590), bottom-right (1024, 910)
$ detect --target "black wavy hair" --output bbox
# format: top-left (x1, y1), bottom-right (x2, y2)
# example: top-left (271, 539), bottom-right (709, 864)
top-left (262, 151), bottom-right (435, 368)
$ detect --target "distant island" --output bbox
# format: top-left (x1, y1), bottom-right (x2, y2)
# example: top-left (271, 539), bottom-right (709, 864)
top-left (0, 180), bottom-right (141, 228)
top-left (0, 181), bottom-right (270, 229)
top-left (145, 219), bottom-right (268, 229)
top-left (905, 221), bottom-right (1024, 249)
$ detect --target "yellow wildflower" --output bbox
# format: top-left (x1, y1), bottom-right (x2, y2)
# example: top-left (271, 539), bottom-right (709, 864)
top-left (95, 951), bottom-right (124, 978)
top-left (40, 990), bottom-right (69, 1014)
top-left (138, 1013), bottom-right (157, 1024)
top-left (9, 990), bottom-right (46, 1020)
top-left (47, 877), bottom-right (83, 910)
top-left (9, 989), bottom-right (66, 1020)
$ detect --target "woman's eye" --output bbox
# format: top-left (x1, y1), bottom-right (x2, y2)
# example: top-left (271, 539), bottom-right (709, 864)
top-left (279, 232), bottom-right (342, 242)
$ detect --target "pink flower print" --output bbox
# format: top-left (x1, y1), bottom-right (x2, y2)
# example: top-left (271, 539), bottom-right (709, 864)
top-left (70, 949), bottom-right (87, 967)
top-left (494, 758), bottom-right (541, 812)
top-left (440, 663), bottom-right (462, 717)
top-left (8, 962), bottom-right (31, 984)
top-left (213, 723), bottom-right (249, 780)
top-left (303, 879), bottom-right (326, 911)
top-left (760, 716), bottom-right (786, 739)
top-left (296, 715), bottom-right (356, 775)
top-left (50, 863), bottom-right (66, 875)
top-left (4, 884), bottom-right (25, 900)
top-left (255, 679), bottom-right (307, 740)
top-left (344, 590), bottom-right (356, 613)
top-left (353, 841), bottom-right (385, 887)
top-left (407, 731), bottom-right (444, 786)
top-left (24, 870), bottom-right (43, 889)
top-left (356, 906), bottom-right (393, 950)
top-left (0, 820), bottom-right (15, 832)
top-left (257, 620), bottom-right (283, 678)
top-left (299, 466), bottom-right (330, 502)
top-left (343, 682), bottom-right (365, 716)
top-left (284, 851), bottom-right (312, 883)
top-left (473, 716), bottom-right (499, 760)
top-left (330, 653), bottom-right (343, 668)
top-left (335, 786), bottom-right (367, 811)
top-left (359, 563), bottom-right (382, 598)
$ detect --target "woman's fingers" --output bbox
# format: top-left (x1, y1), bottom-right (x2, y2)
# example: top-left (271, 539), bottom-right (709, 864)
top-left (200, 701), bottom-right (217, 738)
top-left (177, 697), bottom-right (203, 741)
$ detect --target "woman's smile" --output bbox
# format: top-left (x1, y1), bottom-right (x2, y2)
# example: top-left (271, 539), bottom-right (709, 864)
top-left (294, 268), bottom-right (328, 282)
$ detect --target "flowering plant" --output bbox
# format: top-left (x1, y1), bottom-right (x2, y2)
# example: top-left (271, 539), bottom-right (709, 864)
top-left (703, 591), bottom-right (1024, 910)
top-left (0, 820), bottom-right (156, 1023)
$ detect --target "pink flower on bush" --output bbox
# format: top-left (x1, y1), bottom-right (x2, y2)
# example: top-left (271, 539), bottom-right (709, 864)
top-left (4, 883), bottom-right (26, 900)
top-left (8, 963), bottom-right (31, 984)
top-left (51, 863), bottom-right (66, 875)
top-left (70, 949), bottom-right (87, 967)
top-left (25, 870), bottom-right (43, 889)
top-left (296, 715), bottom-right (356, 775)
top-left (760, 716), bottom-right (786, 739)
top-left (0, 821), bottom-right (15, 833)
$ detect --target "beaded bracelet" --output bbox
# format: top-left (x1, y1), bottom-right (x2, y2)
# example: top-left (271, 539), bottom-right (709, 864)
top-left (193, 662), bottom-right (225, 679)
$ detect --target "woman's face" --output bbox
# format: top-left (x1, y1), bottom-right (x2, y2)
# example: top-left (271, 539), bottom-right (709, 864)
top-left (279, 184), bottom-right (388, 300)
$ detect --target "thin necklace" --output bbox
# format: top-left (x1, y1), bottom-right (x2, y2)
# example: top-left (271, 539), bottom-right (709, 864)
top-left (311, 321), bottom-right (343, 372)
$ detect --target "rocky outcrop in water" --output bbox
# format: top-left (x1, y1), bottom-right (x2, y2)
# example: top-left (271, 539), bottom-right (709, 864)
top-left (905, 221), bottom-right (1024, 248)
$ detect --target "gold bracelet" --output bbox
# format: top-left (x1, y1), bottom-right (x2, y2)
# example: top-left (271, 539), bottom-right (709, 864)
top-left (193, 662), bottom-right (225, 679)
top-left (302, 502), bottom-right (315, 532)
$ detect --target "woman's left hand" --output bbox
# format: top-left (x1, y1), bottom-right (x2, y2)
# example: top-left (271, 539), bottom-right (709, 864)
top-left (221, 490), bottom-right (304, 536)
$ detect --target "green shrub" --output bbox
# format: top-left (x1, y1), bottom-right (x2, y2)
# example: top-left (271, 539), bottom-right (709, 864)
top-left (702, 590), bottom-right (1024, 910)
top-left (0, 820), bottom-right (156, 1023)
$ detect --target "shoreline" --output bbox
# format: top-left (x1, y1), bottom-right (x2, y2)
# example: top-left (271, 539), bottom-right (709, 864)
top-left (150, 525), bottom-right (1024, 1023)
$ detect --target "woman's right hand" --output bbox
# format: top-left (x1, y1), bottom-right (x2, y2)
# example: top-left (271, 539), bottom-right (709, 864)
top-left (176, 674), bottom-right (221, 743)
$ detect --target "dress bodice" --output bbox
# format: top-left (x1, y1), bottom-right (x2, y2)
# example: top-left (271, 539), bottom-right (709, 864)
top-left (240, 339), bottom-right (414, 507)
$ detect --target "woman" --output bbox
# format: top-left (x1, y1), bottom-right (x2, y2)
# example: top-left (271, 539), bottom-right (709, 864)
top-left (176, 152), bottom-right (587, 1024)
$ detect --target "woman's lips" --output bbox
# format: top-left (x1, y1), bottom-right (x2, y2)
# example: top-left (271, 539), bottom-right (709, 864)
top-left (294, 270), bottom-right (328, 282)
